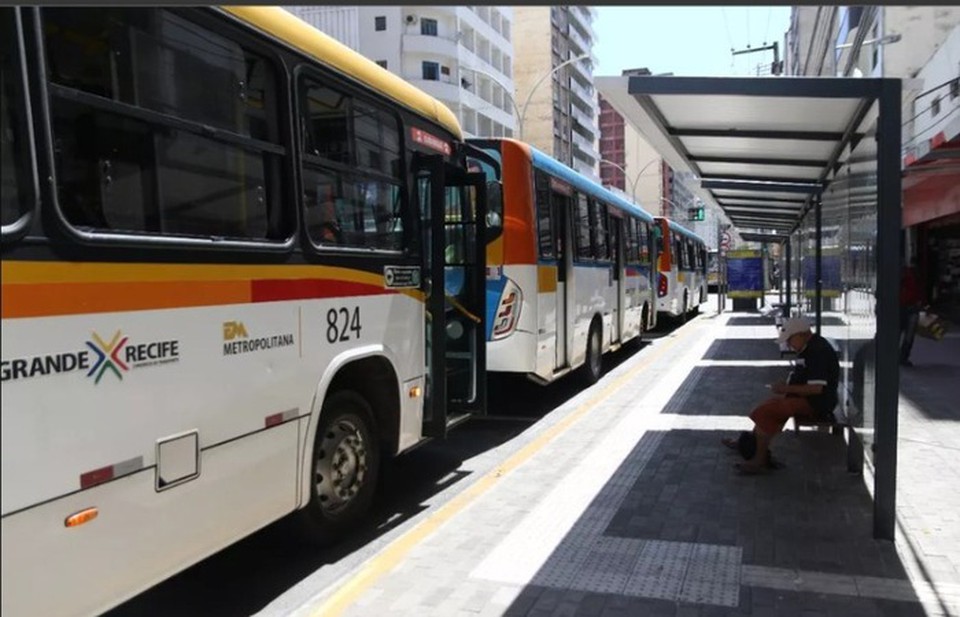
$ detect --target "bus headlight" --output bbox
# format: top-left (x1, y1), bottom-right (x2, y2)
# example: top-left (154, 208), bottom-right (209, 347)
top-left (492, 280), bottom-right (522, 340)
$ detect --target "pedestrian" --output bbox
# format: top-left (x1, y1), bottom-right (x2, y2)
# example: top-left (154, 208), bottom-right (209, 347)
top-left (899, 265), bottom-right (922, 367)
top-left (722, 317), bottom-right (840, 474)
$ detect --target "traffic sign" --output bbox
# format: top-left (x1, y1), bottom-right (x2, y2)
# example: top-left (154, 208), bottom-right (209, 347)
top-left (720, 231), bottom-right (732, 250)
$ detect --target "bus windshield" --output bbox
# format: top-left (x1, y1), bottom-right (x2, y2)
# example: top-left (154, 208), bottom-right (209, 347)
top-left (467, 146), bottom-right (503, 242)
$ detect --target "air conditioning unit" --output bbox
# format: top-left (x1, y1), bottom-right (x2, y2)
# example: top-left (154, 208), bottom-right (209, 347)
top-left (405, 14), bottom-right (418, 24)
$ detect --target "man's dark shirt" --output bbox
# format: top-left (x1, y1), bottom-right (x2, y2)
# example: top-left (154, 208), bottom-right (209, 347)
top-left (791, 334), bottom-right (840, 418)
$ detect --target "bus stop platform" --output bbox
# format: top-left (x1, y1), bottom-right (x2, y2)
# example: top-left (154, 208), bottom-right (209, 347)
top-left (270, 307), bottom-right (960, 617)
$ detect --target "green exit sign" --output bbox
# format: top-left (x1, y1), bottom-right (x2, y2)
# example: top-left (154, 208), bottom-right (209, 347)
top-left (687, 207), bottom-right (704, 221)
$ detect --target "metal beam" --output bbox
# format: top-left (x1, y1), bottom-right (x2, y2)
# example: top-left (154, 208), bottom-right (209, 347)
top-left (689, 155), bottom-right (830, 167)
top-left (701, 180), bottom-right (820, 194)
top-left (626, 75), bottom-right (885, 99)
top-left (701, 174), bottom-right (825, 186)
top-left (723, 207), bottom-right (800, 219)
top-left (670, 127), bottom-right (845, 141)
top-left (715, 195), bottom-right (808, 205)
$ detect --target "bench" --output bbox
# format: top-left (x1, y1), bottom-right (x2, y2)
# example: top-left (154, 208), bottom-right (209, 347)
top-left (792, 412), bottom-right (863, 474)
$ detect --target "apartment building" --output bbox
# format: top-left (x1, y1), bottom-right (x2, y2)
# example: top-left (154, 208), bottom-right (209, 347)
top-left (286, 6), bottom-right (516, 139)
top-left (513, 6), bottom-right (600, 179)
top-left (786, 6), bottom-right (960, 318)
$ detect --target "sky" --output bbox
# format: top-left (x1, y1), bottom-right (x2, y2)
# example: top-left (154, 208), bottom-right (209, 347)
top-left (593, 7), bottom-right (793, 78)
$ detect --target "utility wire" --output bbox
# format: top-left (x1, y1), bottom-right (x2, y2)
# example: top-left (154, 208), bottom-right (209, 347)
top-left (764, 7), bottom-right (772, 45)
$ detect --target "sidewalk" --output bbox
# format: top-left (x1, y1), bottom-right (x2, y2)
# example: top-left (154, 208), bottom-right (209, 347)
top-left (277, 310), bottom-right (960, 617)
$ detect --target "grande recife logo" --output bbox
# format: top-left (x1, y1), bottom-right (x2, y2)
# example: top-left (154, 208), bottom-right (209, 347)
top-left (86, 330), bottom-right (129, 384)
top-left (0, 330), bottom-right (180, 384)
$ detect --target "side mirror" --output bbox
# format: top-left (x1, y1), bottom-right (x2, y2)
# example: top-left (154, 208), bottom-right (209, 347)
top-left (486, 181), bottom-right (503, 229)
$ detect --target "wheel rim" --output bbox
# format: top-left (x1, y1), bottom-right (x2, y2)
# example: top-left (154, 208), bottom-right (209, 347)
top-left (315, 417), bottom-right (368, 514)
top-left (589, 327), bottom-right (601, 376)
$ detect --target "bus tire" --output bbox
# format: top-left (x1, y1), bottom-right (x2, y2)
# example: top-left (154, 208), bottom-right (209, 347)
top-left (680, 292), bottom-right (689, 324)
top-left (298, 390), bottom-right (380, 546)
top-left (581, 319), bottom-right (603, 385)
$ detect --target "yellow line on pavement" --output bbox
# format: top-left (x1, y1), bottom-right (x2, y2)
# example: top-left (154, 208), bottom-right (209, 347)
top-left (310, 318), bottom-right (705, 617)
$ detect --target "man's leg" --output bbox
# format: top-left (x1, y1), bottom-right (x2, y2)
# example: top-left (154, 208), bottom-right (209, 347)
top-left (741, 397), bottom-right (815, 472)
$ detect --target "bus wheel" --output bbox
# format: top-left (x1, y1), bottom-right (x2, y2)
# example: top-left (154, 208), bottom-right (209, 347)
top-left (582, 320), bottom-right (603, 385)
top-left (680, 292), bottom-right (689, 324)
top-left (298, 390), bottom-right (380, 546)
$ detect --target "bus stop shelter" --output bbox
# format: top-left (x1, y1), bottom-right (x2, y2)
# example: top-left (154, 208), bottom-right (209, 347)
top-left (597, 75), bottom-right (902, 540)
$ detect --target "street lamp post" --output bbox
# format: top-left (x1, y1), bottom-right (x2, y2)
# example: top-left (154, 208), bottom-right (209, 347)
top-left (464, 54), bottom-right (590, 141)
top-left (598, 158), bottom-right (661, 204)
top-left (517, 53), bottom-right (590, 142)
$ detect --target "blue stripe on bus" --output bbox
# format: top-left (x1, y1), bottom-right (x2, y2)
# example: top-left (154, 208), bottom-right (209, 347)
top-left (528, 147), bottom-right (655, 224)
top-left (485, 276), bottom-right (508, 341)
top-left (665, 219), bottom-right (706, 244)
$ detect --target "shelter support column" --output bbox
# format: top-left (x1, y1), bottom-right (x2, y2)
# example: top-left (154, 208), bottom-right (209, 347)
top-left (785, 238), bottom-right (792, 317)
top-left (815, 194), bottom-right (823, 334)
top-left (874, 80), bottom-right (902, 542)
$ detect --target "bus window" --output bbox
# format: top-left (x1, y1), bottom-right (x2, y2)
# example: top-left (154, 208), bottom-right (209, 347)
top-left (639, 221), bottom-right (651, 264)
top-left (534, 170), bottom-right (553, 258)
top-left (43, 8), bottom-right (285, 240)
top-left (300, 78), bottom-right (403, 251)
top-left (624, 218), bottom-right (638, 263)
top-left (591, 199), bottom-right (608, 260)
top-left (574, 191), bottom-right (591, 261)
top-left (1, 10), bottom-right (33, 230)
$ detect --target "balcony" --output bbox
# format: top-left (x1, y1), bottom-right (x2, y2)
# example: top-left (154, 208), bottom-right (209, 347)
top-left (568, 78), bottom-right (596, 108)
top-left (407, 78), bottom-right (462, 103)
top-left (570, 103), bottom-right (596, 134)
top-left (402, 33), bottom-right (459, 58)
top-left (567, 25), bottom-right (590, 55)
top-left (569, 55), bottom-right (593, 85)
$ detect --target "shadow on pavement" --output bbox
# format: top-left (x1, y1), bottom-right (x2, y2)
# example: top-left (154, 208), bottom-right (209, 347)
top-left (662, 366), bottom-right (788, 416)
top-left (504, 428), bottom-right (923, 616)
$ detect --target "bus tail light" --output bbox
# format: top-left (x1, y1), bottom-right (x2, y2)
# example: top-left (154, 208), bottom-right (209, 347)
top-left (658, 273), bottom-right (668, 297)
top-left (492, 281), bottom-right (522, 340)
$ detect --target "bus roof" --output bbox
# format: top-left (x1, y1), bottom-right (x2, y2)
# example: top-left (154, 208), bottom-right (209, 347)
top-left (496, 140), bottom-right (655, 223)
top-left (656, 217), bottom-right (706, 244)
top-left (221, 6), bottom-right (462, 140)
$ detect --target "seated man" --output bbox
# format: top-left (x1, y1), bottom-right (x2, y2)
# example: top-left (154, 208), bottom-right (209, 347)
top-left (727, 317), bottom-right (840, 474)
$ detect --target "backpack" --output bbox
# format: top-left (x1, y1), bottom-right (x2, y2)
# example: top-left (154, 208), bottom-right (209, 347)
top-left (737, 431), bottom-right (756, 460)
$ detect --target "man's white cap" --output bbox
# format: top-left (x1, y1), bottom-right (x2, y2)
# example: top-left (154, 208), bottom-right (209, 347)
top-left (778, 317), bottom-right (811, 344)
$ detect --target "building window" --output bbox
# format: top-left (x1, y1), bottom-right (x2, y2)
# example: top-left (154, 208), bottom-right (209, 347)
top-left (374, 16), bottom-right (386, 31)
top-left (950, 79), bottom-right (959, 100)
top-left (375, 60), bottom-right (388, 69)
top-left (932, 96), bottom-right (941, 117)
top-left (422, 61), bottom-right (439, 81)
top-left (421, 18), bottom-right (438, 36)
top-left (440, 65), bottom-right (450, 76)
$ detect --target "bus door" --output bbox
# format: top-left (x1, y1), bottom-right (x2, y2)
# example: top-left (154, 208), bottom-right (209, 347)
top-left (553, 192), bottom-right (571, 370)
top-left (610, 213), bottom-right (624, 343)
top-left (415, 154), bottom-right (488, 438)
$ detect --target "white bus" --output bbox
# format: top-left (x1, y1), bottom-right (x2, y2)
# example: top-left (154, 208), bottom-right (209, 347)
top-left (468, 139), bottom-right (657, 386)
top-left (654, 217), bottom-right (708, 321)
top-left (1, 7), bottom-right (493, 616)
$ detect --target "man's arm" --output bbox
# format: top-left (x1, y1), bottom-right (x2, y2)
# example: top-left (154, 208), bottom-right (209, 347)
top-left (771, 382), bottom-right (824, 396)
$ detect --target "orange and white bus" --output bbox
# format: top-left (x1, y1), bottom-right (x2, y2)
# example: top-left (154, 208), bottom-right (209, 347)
top-left (1, 7), bottom-right (493, 616)
top-left (468, 139), bottom-right (657, 385)
top-left (654, 217), bottom-right (707, 321)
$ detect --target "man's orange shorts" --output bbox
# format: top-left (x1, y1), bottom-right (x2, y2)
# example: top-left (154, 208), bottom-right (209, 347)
top-left (749, 396), bottom-right (817, 435)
